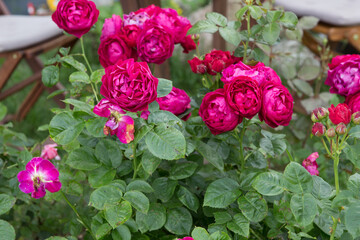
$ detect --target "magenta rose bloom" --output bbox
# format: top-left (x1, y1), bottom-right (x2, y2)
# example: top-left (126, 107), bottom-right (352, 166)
top-left (134, 4), bottom-right (162, 17)
top-left (199, 89), bottom-right (242, 135)
top-left (156, 87), bottom-right (191, 119)
top-left (17, 157), bottom-right (61, 199)
top-left (100, 59), bottom-right (158, 112)
top-left (325, 57), bottom-right (360, 96)
top-left (345, 92), bottom-right (360, 113)
top-left (224, 76), bottom-right (261, 119)
top-left (100, 14), bottom-right (122, 42)
top-left (123, 11), bottom-right (151, 28)
top-left (98, 34), bottom-right (135, 68)
top-left (328, 103), bottom-right (352, 125)
top-left (52, 0), bottom-right (99, 38)
top-left (259, 82), bottom-right (294, 128)
top-left (203, 50), bottom-right (233, 75)
top-left (188, 57), bottom-right (207, 74)
top-left (180, 35), bottom-right (197, 54)
top-left (122, 25), bottom-right (140, 48)
top-left (137, 23), bottom-right (174, 64)
top-left (302, 152), bottom-right (319, 176)
top-left (221, 61), bottom-right (281, 85)
top-left (328, 54), bottom-right (360, 70)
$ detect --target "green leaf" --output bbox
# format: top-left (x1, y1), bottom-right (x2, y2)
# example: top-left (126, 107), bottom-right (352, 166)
top-left (49, 112), bottom-right (85, 145)
top-left (206, 12), bottom-right (227, 27)
top-left (126, 180), bottom-right (154, 193)
top-left (85, 117), bottom-right (106, 138)
top-left (165, 207), bottom-right (192, 235)
top-left (293, 79), bottom-right (314, 96)
top-left (123, 191), bottom-right (149, 213)
top-left (42, 65), bottom-right (59, 87)
top-left (95, 139), bottom-right (123, 168)
top-left (238, 191), bottom-right (268, 222)
top-left (169, 161), bottom-right (198, 180)
top-left (88, 166), bottom-right (116, 188)
top-left (89, 185), bottom-right (122, 210)
top-left (210, 231), bottom-right (231, 240)
top-left (283, 162), bottom-right (313, 193)
top-left (249, 6), bottom-right (263, 19)
top-left (136, 203), bottom-right (166, 232)
top-left (0, 194), bottom-right (16, 215)
top-left (188, 19), bottom-right (218, 34)
top-left (95, 223), bottom-right (112, 239)
top-left (192, 227), bottom-right (210, 240)
top-left (252, 172), bottom-right (284, 196)
top-left (112, 225), bottom-right (131, 240)
top-left (157, 78), bottom-right (173, 98)
top-left (344, 143), bottom-right (360, 168)
top-left (235, 6), bottom-right (249, 19)
top-left (145, 125), bottom-right (186, 160)
top-left (134, 124), bottom-right (154, 145)
top-left (290, 193), bottom-right (317, 227)
top-left (61, 56), bottom-right (87, 72)
top-left (312, 175), bottom-right (333, 199)
top-left (152, 177), bottom-right (177, 202)
top-left (345, 202), bottom-right (360, 238)
top-left (260, 132), bottom-right (286, 157)
top-left (0, 220), bottom-right (15, 240)
top-left (0, 103), bottom-right (7, 122)
top-left (59, 47), bottom-right (70, 55)
top-left (219, 27), bottom-right (242, 46)
top-left (45, 237), bottom-right (67, 240)
top-left (280, 12), bottom-right (298, 29)
top-left (262, 22), bottom-right (280, 45)
top-left (214, 212), bottom-right (232, 224)
top-left (298, 16), bottom-right (319, 30)
top-left (104, 200), bottom-right (132, 228)
top-left (196, 141), bottom-right (224, 171)
top-left (90, 69), bottom-right (105, 84)
top-left (66, 147), bottom-right (101, 171)
top-left (226, 213), bottom-right (250, 238)
top-left (348, 173), bottom-right (360, 197)
top-left (297, 64), bottom-right (320, 81)
top-left (69, 71), bottom-right (90, 84)
top-left (266, 10), bottom-right (282, 22)
top-left (141, 150), bottom-right (162, 175)
top-left (204, 178), bottom-right (241, 208)
top-left (177, 186), bottom-right (200, 212)
top-left (62, 99), bottom-right (94, 115)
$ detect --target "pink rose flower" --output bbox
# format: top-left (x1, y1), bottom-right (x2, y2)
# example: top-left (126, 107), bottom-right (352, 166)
top-left (180, 35), bottom-right (197, 54)
top-left (98, 34), bottom-right (135, 68)
top-left (221, 61), bottom-right (281, 85)
top-left (100, 59), bottom-right (158, 112)
top-left (17, 158), bottom-right (61, 199)
top-left (100, 14), bottom-right (122, 42)
top-left (134, 5), bottom-right (161, 18)
top-left (40, 144), bottom-right (60, 161)
top-left (122, 25), bottom-right (140, 48)
top-left (199, 89), bottom-right (242, 135)
top-left (188, 57), bottom-right (207, 74)
top-left (302, 152), bottom-right (319, 176)
top-left (345, 92), bottom-right (360, 113)
top-left (52, 0), bottom-right (99, 38)
top-left (93, 98), bottom-right (125, 117)
top-left (328, 103), bottom-right (352, 125)
top-left (328, 54), bottom-right (360, 70)
top-left (140, 110), bottom-right (150, 120)
top-left (203, 50), bottom-right (233, 75)
top-left (156, 87), bottom-right (191, 119)
top-left (137, 23), bottom-right (174, 64)
top-left (224, 76), bottom-right (261, 119)
top-left (123, 11), bottom-right (150, 28)
top-left (259, 82), bottom-right (294, 128)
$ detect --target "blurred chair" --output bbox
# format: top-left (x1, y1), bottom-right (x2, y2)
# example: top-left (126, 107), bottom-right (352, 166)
top-left (0, 0), bottom-right (77, 122)
top-left (275, 0), bottom-right (360, 55)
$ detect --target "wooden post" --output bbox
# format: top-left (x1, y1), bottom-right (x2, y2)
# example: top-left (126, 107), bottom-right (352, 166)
top-left (212, 0), bottom-right (227, 50)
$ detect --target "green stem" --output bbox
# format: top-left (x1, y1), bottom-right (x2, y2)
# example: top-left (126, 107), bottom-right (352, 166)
top-left (250, 228), bottom-right (263, 240)
top-left (330, 216), bottom-right (339, 240)
top-left (333, 155), bottom-right (340, 195)
top-left (243, 10), bottom-right (251, 62)
top-left (286, 149), bottom-right (294, 162)
top-left (61, 191), bottom-right (96, 239)
top-left (132, 143), bottom-right (138, 179)
top-left (239, 119), bottom-right (249, 170)
top-left (321, 137), bottom-right (332, 157)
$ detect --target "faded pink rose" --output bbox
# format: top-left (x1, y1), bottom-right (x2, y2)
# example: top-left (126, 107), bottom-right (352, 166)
top-left (302, 152), bottom-right (319, 176)
top-left (259, 82), bottom-right (293, 128)
top-left (52, 0), bottom-right (99, 38)
top-left (40, 144), bottom-right (60, 161)
top-left (100, 59), bottom-right (158, 112)
top-left (224, 76), bottom-right (261, 119)
top-left (156, 87), bottom-right (191, 119)
top-left (123, 11), bottom-right (150, 28)
top-left (203, 50), bottom-right (233, 75)
top-left (328, 103), bottom-right (351, 125)
top-left (345, 92), bottom-right (360, 113)
top-left (17, 157), bottom-right (61, 198)
top-left (221, 61), bottom-right (281, 85)
top-left (199, 89), bottom-right (242, 135)
top-left (100, 14), bottom-right (122, 42)
top-left (188, 57), bottom-right (207, 74)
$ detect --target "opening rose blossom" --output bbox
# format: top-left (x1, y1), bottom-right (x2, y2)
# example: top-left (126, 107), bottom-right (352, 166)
top-left (188, 57), bottom-right (207, 74)
top-left (17, 157), bottom-right (61, 199)
top-left (328, 103), bottom-right (351, 125)
top-left (302, 152), bottom-right (319, 176)
top-left (203, 50), bottom-right (234, 75)
top-left (156, 87), bottom-right (191, 120)
top-left (199, 89), bottom-right (243, 135)
top-left (40, 144), bottom-right (61, 161)
top-left (52, 0), bottom-right (99, 38)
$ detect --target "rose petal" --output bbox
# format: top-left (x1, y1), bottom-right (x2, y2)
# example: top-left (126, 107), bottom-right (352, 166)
top-left (38, 160), bottom-right (59, 181)
top-left (45, 180), bottom-right (62, 193)
top-left (19, 181), bottom-right (35, 194)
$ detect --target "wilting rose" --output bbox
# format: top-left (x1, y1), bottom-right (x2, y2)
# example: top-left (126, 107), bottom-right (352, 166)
top-left (180, 35), bottom-right (196, 53)
top-left (188, 57), bottom-right (207, 74)
top-left (302, 152), bottom-right (319, 176)
top-left (328, 54), bottom-right (360, 70)
top-left (156, 87), bottom-right (191, 119)
top-left (41, 144), bottom-right (60, 161)
top-left (259, 82), bottom-right (293, 128)
top-left (98, 34), bottom-right (135, 68)
top-left (345, 92), bottom-right (360, 113)
top-left (137, 23), bottom-right (174, 64)
top-left (328, 103), bottom-right (351, 125)
top-left (325, 57), bottom-right (360, 96)
top-left (224, 76), bottom-right (261, 119)
top-left (100, 14), bottom-right (122, 41)
top-left (199, 89), bottom-right (242, 135)
top-left (52, 0), bottom-right (99, 38)
top-left (312, 122), bottom-right (325, 137)
top-left (203, 50), bottom-right (233, 75)
top-left (100, 59), bottom-right (158, 112)
top-left (221, 61), bottom-right (281, 85)
top-left (122, 25), bottom-right (140, 48)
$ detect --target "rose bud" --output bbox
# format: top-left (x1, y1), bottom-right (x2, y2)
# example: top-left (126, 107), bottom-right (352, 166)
top-left (352, 112), bottom-right (360, 125)
top-left (336, 123), bottom-right (347, 135)
top-left (203, 49), bottom-right (233, 75)
top-left (326, 127), bottom-right (336, 138)
top-left (328, 103), bottom-right (352, 125)
top-left (312, 122), bottom-right (326, 137)
top-left (188, 57), bottom-right (207, 74)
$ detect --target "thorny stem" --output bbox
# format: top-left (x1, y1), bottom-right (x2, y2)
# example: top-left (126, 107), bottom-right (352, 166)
top-left (243, 9), bottom-right (252, 62)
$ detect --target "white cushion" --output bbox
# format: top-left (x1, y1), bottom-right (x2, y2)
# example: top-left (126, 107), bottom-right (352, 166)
top-left (275, 0), bottom-right (360, 26)
top-left (0, 15), bottom-right (63, 52)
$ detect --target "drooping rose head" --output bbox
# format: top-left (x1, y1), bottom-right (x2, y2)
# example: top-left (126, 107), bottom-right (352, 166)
top-left (137, 23), bottom-right (174, 64)
top-left (100, 59), bottom-right (158, 112)
top-left (188, 57), bottom-right (207, 74)
top-left (328, 103), bottom-right (351, 125)
top-left (204, 50), bottom-right (233, 75)
top-left (156, 87), bottom-right (191, 117)
top-left (325, 57), bottom-right (360, 96)
top-left (52, 0), bottom-right (99, 38)
top-left (98, 34), bottom-right (135, 68)
top-left (302, 152), bottom-right (319, 176)
top-left (180, 35), bottom-right (197, 54)
top-left (199, 89), bottom-right (242, 135)
top-left (259, 82), bottom-right (293, 128)
top-left (224, 76), bottom-right (261, 119)
top-left (345, 92), bottom-right (360, 113)
top-left (100, 14), bottom-right (122, 42)
top-left (17, 158), bottom-right (61, 198)
top-left (41, 144), bottom-right (60, 161)
top-left (221, 61), bottom-right (281, 85)
top-left (328, 54), bottom-right (360, 70)
top-left (312, 122), bottom-right (326, 137)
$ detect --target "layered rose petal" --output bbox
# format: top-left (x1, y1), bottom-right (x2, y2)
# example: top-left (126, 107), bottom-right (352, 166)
top-left (45, 180), bottom-right (62, 193)
top-left (204, 50), bottom-right (233, 75)
top-left (17, 171), bottom-right (34, 194)
top-left (25, 157), bottom-right (43, 173)
top-left (345, 92), bottom-right (360, 113)
top-left (116, 115), bottom-right (135, 144)
top-left (328, 54), bottom-right (360, 70)
top-left (93, 99), bottom-right (125, 118)
top-left (100, 14), bottom-right (123, 41)
top-left (38, 160), bottom-right (60, 181)
top-left (188, 57), bottom-right (207, 74)
top-left (156, 87), bottom-right (191, 116)
top-left (122, 25), bottom-right (140, 48)
top-left (32, 183), bottom-right (46, 199)
top-left (328, 103), bottom-right (352, 125)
